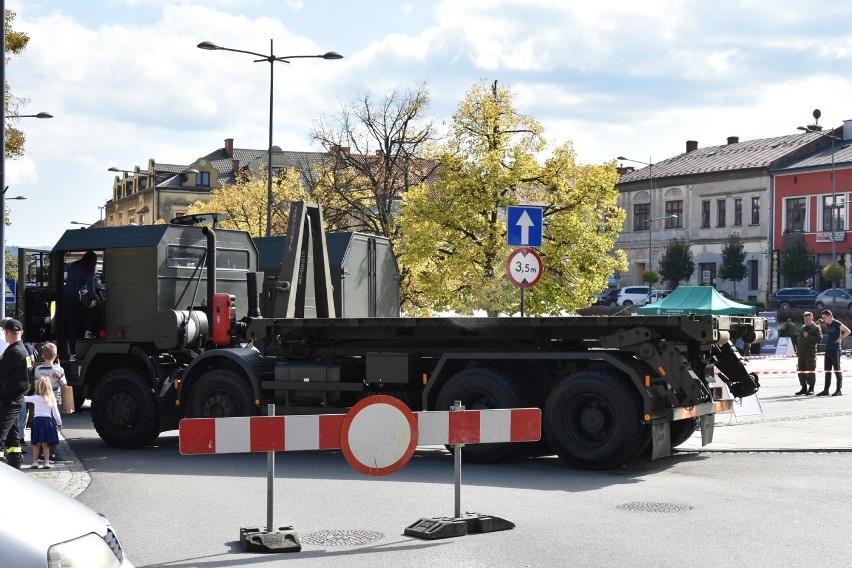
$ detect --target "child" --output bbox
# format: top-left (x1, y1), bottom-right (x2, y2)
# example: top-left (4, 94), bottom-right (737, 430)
top-left (23, 377), bottom-right (62, 469)
top-left (35, 343), bottom-right (66, 462)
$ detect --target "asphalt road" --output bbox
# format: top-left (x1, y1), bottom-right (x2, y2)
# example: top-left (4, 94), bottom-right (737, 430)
top-left (61, 409), bottom-right (851, 568)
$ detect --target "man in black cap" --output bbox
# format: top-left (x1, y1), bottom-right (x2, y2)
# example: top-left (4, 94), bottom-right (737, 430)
top-left (0, 319), bottom-right (33, 469)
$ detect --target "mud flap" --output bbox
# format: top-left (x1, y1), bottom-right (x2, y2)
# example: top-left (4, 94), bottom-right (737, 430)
top-left (699, 414), bottom-right (715, 446)
top-left (651, 420), bottom-right (671, 460)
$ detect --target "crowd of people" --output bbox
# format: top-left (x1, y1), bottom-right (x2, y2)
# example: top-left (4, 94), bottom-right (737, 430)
top-left (0, 318), bottom-right (68, 470)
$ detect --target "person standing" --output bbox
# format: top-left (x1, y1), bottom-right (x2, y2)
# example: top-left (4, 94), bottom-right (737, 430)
top-left (786, 318), bottom-right (800, 353)
top-left (795, 312), bottom-right (823, 396)
top-left (818, 309), bottom-right (849, 397)
top-left (0, 319), bottom-right (34, 469)
top-left (35, 342), bottom-right (66, 462)
top-left (23, 377), bottom-right (61, 469)
top-left (62, 250), bottom-right (98, 360)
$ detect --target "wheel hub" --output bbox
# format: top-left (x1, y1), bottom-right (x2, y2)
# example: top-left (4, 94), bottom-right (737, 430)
top-left (580, 406), bottom-right (605, 433)
top-left (105, 390), bottom-right (136, 428)
top-left (203, 392), bottom-right (237, 418)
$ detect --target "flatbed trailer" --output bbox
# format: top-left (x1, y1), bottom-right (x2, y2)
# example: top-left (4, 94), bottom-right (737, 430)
top-left (20, 204), bottom-right (764, 470)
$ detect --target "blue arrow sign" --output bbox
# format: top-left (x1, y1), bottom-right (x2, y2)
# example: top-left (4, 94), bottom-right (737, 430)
top-left (507, 206), bottom-right (543, 247)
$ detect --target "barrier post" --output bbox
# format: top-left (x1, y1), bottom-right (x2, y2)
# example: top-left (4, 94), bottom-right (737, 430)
top-left (266, 403), bottom-right (275, 532)
top-left (452, 400), bottom-right (463, 518)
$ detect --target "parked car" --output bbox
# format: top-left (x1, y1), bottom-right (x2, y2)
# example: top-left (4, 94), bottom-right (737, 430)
top-left (814, 288), bottom-right (852, 310)
top-left (0, 465), bottom-right (134, 567)
top-left (595, 288), bottom-right (620, 306)
top-left (768, 287), bottom-right (819, 309)
top-left (616, 286), bottom-right (668, 307)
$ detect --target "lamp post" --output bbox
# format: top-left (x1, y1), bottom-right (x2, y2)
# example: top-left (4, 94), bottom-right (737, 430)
top-left (0, 107), bottom-right (52, 309)
top-left (797, 123), bottom-right (841, 265)
top-left (617, 156), bottom-right (657, 271)
top-left (108, 166), bottom-right (200, 224)
top-left (198, 40), bottom-right (342, 237)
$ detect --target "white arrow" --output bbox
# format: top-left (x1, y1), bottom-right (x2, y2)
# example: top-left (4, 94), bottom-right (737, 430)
top-left (516, 210), bottom-right (534, 245)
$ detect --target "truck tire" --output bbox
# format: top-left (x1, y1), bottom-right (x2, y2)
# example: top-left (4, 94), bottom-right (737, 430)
top-left (544, 371), bottom-right (646, 470)
top-left (670, 418), bottom-right (698, 448)
top-left (92, 369), bottom-right (160, 449)
top-left (188, 370), bottom-right (255, 418)
top-left (435, 367), bottom-right (530, 463)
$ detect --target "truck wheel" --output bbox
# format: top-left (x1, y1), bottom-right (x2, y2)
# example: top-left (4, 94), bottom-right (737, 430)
top-left (670, 418), bottom-right (698, 448)
top-left (435, 367), bottom-right (530, 463)
top-left (92, 370), bottom-right (160, 449)
top-left (544, 371), bottom-right (646, 470)
top-left (188, 370), bottom-right (255, 418)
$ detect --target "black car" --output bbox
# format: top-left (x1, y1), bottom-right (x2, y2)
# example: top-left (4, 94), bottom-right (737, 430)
top-left (768, 287), bottom-right (819, 309)
top-left (595, 289), bottom-right (620, 306)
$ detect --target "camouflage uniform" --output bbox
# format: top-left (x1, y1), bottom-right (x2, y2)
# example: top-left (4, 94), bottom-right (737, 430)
top-left (797, 321), bottom-right (822, 394)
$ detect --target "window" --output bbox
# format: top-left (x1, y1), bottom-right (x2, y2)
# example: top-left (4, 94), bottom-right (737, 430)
top-left (717, 200), bottom-right (726, 227)
top-left (786, 197), bottom-right (806, 232)
top-left (665, 200), bottom-right (683, 228)
top-left (734, 198), bottom-right (742, 226)
top-left (198, 172), bottom-right (211, 187)
top-left (751, 196), bottom-right (760, 225)
top-left (822, 195), bottom-right (845, 234)
top-left (633, 203), bottom-right (649, 232)
top-left (701, 201), bottom-right (711, 228)
top-left (166, 245), bottom-right (249, 270)
top-left (699, 262), bottom-right (716, 285)
top-left (749, 259), bottom-right (758, 290)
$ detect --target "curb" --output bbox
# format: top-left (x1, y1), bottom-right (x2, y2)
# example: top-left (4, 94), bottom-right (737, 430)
top-left (20, 425), bottom-right (91, 498)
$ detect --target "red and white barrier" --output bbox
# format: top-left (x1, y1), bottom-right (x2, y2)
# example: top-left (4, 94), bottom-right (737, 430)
top-left (179, 406), bottom-right (541, 455)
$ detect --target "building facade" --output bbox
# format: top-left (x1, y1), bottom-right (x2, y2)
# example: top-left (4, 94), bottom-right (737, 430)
top-left (770, 120), bottom-right (852, 290)
top-left (616, 133), bottom-right (825, 302)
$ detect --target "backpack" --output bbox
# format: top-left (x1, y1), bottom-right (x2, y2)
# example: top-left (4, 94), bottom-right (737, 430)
top-left (22, 342), bottom-right (37, 395)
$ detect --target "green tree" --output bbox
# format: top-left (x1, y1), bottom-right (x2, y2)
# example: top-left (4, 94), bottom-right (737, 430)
top-left (185, 166), bottom-right (309, 237)
top-left (643, 270), bottom-right (659, 286)
top-left (781, 233), bottom-right (818, 286)
top-left (719, 233), bottom-right (748, 297)
top-left (658, 237), bottom-right (695, 287)
top-left (5, 9), bottom-right (31, 160)
top-left (398, 80), bottom-right (627, 316)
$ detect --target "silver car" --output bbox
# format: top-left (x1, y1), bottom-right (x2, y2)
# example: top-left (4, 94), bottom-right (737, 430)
top-left (814, 288), bottom-right (852, 310)
top-left (0, 465), bottom-right (133, 567)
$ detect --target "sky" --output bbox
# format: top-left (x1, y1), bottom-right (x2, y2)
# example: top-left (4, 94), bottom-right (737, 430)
top-left (5, 0), bottom-right (852, 248)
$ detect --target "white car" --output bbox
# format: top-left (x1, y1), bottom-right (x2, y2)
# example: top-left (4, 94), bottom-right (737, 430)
top-left (616, 286), bottom-right (668, 307)
top-left (0, 465), bottom-right (133, 567)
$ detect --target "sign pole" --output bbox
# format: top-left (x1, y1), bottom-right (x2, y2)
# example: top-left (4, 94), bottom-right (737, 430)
top-left (266, 403), bottom-right (275, 532)
top-left (452, 400), bottom-right (464, 517)
top-left (520, 288), bottom-right (525, 317)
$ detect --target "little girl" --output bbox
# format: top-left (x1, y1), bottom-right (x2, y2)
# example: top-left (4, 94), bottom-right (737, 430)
top-left (23, 377), bottom-right (62, 469)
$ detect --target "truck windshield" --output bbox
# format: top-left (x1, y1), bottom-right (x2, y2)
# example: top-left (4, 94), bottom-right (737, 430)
top-left (166, 245), bottom-right (249, 270)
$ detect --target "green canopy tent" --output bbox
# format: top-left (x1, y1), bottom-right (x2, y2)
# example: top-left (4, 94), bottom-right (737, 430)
top-left (635, 286), bottom-right (755, 315)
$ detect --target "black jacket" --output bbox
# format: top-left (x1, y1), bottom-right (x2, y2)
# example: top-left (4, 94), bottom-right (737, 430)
top-left (0, 341), bottom-right (32, 402)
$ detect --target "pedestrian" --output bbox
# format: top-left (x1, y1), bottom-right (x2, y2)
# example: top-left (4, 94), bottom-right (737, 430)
top-left (786, 318), bottom-right (800, 354)
top-left (35, 342), bottom-right (66, 461)
top-left (0, 319), bottom-right (35, 469)
top-left (23, 377), bottom-right (61, 469)
top-left (16, 340), bottom-right (37, 449)
top-left (817, 309), bottom-right (849, 397)
top-left (795, 311), bottom-right (823, 396)
top-left (62, 250), bottom-right (98, 361)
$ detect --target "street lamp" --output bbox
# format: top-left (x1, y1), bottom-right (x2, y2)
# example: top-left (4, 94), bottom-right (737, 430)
top-left (617, 156), bottom-right (658, 271)
top-left (797, 122), bottom-right (842, 265)
top-left (70, 221), bottom-right (93, 227)
top-left (0, 109), bottom-right (53, 306)
top-left (108, 166), bottom-right (200, 223)
top-left (197, 40), bottom-right (343, 237)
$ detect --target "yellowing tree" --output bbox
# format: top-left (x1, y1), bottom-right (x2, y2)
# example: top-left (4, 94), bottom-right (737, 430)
top-left (398, 81), bottom-right (626, 316)
top-left (185, 166), bottom-right (310, 237)
top-left (5, 9), bottom-right (31, 160)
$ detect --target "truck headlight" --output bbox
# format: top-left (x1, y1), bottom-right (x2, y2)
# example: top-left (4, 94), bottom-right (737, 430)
top-left (48, 531), bottom-right (123, 567)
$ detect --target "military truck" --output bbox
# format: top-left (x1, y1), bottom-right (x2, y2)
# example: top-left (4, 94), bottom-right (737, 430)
top-left (19, 204), bottom-right (764, 470)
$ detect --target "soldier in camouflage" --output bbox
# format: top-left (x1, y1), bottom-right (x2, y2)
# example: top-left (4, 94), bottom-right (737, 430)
top-left (795, 311), bottom-right (822, 396)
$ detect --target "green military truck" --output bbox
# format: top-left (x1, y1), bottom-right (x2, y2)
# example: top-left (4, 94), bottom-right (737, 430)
top-left (17, 204), bottom-right (764, 470)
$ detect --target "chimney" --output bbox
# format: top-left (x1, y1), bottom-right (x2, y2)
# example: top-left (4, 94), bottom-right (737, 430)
top-left (224, 138), bottom-right (234, 157)
top-left (727, 136), bottom-right (739, 145)
top-left (232, 159), bottom-right (240, 175)
top-left (375, 149), bottom-right (384, 158)
top-left (686, 140), bottom-right (698, 153)
top-left (843, 119), bottom-right (852, 141)
top-left (341, 146), bottom-right (350, 156)
top-left (617, 166), bottom-right (635, 176)
top-left (330, 144), bottom-right (340, 154)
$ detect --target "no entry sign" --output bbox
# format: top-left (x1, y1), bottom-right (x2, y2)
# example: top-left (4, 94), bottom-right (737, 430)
top-left (340, 395), bottom-right (419, 476)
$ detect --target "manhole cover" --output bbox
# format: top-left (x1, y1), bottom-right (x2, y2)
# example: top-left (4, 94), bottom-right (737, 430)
top-left (300, 529), bottom-right (384, 546)
top-left (616, 501), bottom-right (693, 513)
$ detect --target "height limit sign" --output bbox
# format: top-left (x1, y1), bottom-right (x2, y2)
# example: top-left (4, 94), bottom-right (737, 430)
top-left (506, 248), bottom-right (542, 288)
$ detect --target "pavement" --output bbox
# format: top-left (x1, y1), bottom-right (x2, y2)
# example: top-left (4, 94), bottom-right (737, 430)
top-left (20, 353), bottom-right (852, 498)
